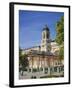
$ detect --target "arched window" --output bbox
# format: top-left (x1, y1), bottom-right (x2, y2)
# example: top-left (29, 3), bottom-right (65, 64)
top-left (43, 32), bottom-right (45, 39)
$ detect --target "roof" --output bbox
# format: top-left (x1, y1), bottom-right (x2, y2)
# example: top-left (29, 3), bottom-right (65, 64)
top-left (22, 40), bottom-right (56, 50)
top-left (42, 25), bottom-right (49, 31)
top-left (23, 45), bottom-right (41, 50)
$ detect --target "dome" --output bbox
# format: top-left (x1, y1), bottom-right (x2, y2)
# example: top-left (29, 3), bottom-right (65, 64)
top-left (43, 25), bottom-right (49, 31)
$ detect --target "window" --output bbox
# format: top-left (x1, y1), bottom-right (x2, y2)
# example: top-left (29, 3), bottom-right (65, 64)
top-left (61, 66), bottom-right (64, 71)
top-left (43, 32), bottom-right (45, 39)
top-left (54, 67), bottom-right (57, 72)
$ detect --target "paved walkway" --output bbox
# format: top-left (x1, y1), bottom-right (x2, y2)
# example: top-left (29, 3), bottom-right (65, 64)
top-left (19, 71), bottom-right (64, 79)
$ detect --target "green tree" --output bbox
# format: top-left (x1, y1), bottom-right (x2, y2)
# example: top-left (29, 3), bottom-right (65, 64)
top-left (55, 16), bottom-right (64, 63)
top-left (59, 45), bottom-right (64, 60)
top-left (55, 16), bottom-right (64, 45)
top-left (19, 49), bottom-right (29, 72)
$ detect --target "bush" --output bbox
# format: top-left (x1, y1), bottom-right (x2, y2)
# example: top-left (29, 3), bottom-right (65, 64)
top-left (33, 76), bottom-right (36, 79)
top-left (44, 68), bottom-right (48, 74)
top-left (40, 68), bottom-right (43, 71)
top-left (32, 68), bottom-right (38, 72)
top-left (29, 69), bottom-right (31, 72)
top-left (31, 76), bottom-right (36, 79)
top-left (23, 68), bottom-right (27, 71)
top-left (45, 68), bottom-right (48, 71)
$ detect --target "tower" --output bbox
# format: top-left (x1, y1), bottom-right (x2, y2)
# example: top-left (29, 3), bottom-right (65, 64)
top-left (41, 25), bottom-right (51, 52)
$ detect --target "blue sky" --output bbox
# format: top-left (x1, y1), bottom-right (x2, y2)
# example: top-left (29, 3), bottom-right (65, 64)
top-left (19, 10), bottom-right (64, 49)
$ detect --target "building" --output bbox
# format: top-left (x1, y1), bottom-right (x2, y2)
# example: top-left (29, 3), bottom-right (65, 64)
top-left (22, 25), bottom-right (59, 55)
top-left (20, 25), bottom-right (64, 78)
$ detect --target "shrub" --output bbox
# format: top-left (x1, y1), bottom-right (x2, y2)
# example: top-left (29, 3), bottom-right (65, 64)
top-left (32, 68), bottom-right (37, 72)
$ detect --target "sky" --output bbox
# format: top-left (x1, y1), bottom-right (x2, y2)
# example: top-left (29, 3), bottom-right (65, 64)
top-left (19, 10), bottom-right (64, 49)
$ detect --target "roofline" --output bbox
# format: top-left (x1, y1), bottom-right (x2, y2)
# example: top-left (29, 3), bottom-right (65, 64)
top-left (21, 40), bottom-right (56, 50)
top-left (23, 45), bottom-right (41, 50)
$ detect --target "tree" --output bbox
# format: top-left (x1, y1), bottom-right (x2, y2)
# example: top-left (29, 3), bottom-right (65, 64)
top-left (55, 16), bottom-right (64, 63)
top-left (19, 49), bottom-right (29, 72)
top-left (59, 45), bottom-right (64, 60)
top-left (55, 16), bottom-right (64, 45)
